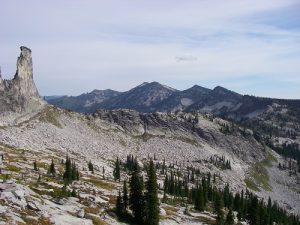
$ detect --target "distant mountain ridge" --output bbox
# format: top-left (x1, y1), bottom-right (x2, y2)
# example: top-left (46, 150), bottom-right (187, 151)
top-left (46, 81), bottom-right (300, 119)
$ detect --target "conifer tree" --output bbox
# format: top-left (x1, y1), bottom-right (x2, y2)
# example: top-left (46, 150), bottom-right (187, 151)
top-left (225, 208), bottom-right (234, 225)
top-left (71, 189), bottom-right (77, 197)
top-left (63, 155), bottom-right (72, 184)
top-left (248, 196), bottom-right (259, 225)
top-left (145, 159), bottom-right (159, 225)
top-left (33, 160), bottom-right (38, 171)
top-left (116, 190), bottom-right (125, 219)
top-left (129, 159), bottom-right (145, 224)
top-left (49, 159), bottom-right (56, 176)
top-left (71, 161), bottom-right (77, 180)
top-left (123, 180), bottom-right (129, 210)
top-left (214, 192), bottom-right (224, 225)
top-left (195, 186), bottom-right (204, 212)
top-left (113, 157), bottom-right (121, 182)
top-left (88, 161), bottom-right (94, 173)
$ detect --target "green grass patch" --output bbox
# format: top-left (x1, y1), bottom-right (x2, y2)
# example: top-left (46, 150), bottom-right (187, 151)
top-left (86, 177), bottom-right (114, 191)
top-left (91, 216), bottom-right (108, 225)
top-left (39, 106), bottom-right (62, 128)
top-left (261, 151), bottom-right (277, 167)
top-left (6, 164), bottom-right (21, 172)
top-left (245, 178), bottom-right (260, 192)
top-left (245, 151), bottom-right (275, 192)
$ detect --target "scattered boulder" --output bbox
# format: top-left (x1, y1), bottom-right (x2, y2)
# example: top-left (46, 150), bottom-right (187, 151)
top-left (77, 209), bottom-right (85, 218)
top-left (27, 201), bottom-right (40, 211)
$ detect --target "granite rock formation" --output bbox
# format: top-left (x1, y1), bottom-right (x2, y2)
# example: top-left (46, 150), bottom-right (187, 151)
top-left (0, 46), bottom-right (44, 121)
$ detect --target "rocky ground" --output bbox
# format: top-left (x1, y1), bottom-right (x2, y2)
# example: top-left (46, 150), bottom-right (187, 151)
top-left (0, 105), bottom-right (299, 224)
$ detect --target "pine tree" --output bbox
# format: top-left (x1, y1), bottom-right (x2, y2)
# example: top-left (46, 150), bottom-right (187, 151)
top-left (71, 189), bottom-right (77, 197)
top-left (116, 190), bottom-right (125, 219)
top-left (195, 186), bottom-right (204, 212)
top-left (33, 160), bottom-right (38, 171)
top-left (248, 196), bottom-right (259, 225)
top-left (88, 161), bottom-right (94, 173)
top-left (129, 159), bottom-right (145, 224)
top-left (49, 159), bottom-right (56, 176)
top-left (71, 161), bottom-right (77, 181)
top-left (225, 208), bottom-right (234, 225)
top-left (214, 192), bottom-right (224, 225)
top-left (113, 157), bottom-right (121, 182)
top-left (145, 159), bottom-right (159, 225)
top-left (63, 155), bottom-right (72, 184)
top-left (123, 180), bottom-right (129, 210)
top-left (102, 166), bottom-right (105, 179)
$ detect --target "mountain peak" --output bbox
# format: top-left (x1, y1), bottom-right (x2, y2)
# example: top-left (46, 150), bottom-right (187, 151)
top-left (0, 46), bottom-right (44, 118)
top-left (15, 46), bottom-right (33, 80)
top-left (213, 85), bottom-right (240, 96)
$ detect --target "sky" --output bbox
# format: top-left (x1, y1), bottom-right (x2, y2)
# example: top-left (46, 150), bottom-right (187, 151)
top-left (0, 0), bottom-right (299, 99)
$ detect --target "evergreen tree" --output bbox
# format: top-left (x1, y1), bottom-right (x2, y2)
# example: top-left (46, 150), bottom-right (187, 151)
top-left (71, 189), bottom-right (77, 197)
top-left (145, 159), bottom-right (159, 225)
top-left (195, 186), bottom-right (204, 212)
top-left (116, 190), bottom-right (125, 219)
top-left (49, 159), bottom-right (56, 176)
top-left (129, 159), bottom-right (145, 224)
top-left (113, 157), bottom-right (121, 182)
top-left (63, 155), bottom-right (72, 184)
top-left (225, 208), bottom-right (234, 225)
top-left (248, 196), bottom-right (259, 225)
top-left (88, 160), bottom-right (94, 173)
top-left (33, 160), bottom-right (38, 171)
top-left (71, 161), bottom-right (77, 180)
top-left (123, 180), bottom-right (129, 210)
top-left (63, 156), bottom-right (79, 184)
top-left (215, 192), bottom-right (224, 225)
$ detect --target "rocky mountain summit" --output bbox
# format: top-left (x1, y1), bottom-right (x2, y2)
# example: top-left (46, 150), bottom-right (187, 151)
top-left (47, 89), bottom-right (121, 113)
top-left (47, 81), bottom-right (300, 120)
top-left (0, 46), bottom-right (44, 125)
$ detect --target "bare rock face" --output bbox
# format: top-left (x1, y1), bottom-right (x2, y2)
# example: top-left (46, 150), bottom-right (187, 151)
top-left (0, 46), bottom-right (45, 122)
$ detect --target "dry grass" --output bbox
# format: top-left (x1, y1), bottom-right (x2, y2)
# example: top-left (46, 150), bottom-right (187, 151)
top-left (163, 205), bottom-right (178, 216)
top-left (86, 177), bottom-right (114, 191)
top-left (91, 216), bottom-right (108, 225)
top-left (84, 207), bottom-right (100, 215)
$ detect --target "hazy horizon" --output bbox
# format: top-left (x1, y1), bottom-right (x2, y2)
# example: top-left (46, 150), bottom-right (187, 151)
top-left (0, 0), bottom-right (299, 99)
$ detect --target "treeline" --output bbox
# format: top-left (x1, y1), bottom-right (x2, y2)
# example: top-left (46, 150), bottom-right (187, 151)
top-left (113, 155), bottom-right (299, 225)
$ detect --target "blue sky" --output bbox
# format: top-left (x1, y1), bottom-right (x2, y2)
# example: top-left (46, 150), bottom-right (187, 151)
top-left (0, 0), bottom-right (299, 99)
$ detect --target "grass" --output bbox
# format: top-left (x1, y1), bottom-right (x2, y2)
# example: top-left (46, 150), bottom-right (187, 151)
top-left (39, 106), bottom-right (62, 128)
top-left (91, 216), bottom-right (108, 225)
top-left (163, 205), bottom-right (178, 216)
top-left (22, 216), bottom-right (53, 225)
top-left (86, 177), bottom-right (114, 191)
top-left (30, 183), bottom-right (72, 198)
top-left (244, 178), bottom-right (260, 192)
top-left (84, 207), bottom-right (100, 215)
top-left (6, 164), bottom-right (21, 172)
top-left (245, 151), bottom-right (276, 192)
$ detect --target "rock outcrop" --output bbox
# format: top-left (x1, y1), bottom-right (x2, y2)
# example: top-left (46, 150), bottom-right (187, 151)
top-left (0, 46), bottom-right (44, 123)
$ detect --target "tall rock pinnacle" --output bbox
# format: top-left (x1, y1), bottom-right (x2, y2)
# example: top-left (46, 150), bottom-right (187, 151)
top-left (13, 46), bottom-right (40, 97)
top-left (0, 46), bottom-right (44, 118)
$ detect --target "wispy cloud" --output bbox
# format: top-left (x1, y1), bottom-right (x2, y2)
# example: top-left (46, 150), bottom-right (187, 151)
top-left (175, 56), bottom-right (198, 62)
